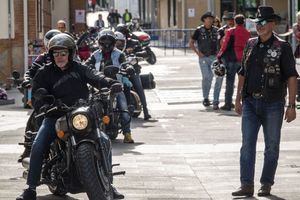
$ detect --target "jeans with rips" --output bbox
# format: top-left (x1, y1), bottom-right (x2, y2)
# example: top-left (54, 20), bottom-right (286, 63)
top-left (198, 55), bottom-right (223, 105)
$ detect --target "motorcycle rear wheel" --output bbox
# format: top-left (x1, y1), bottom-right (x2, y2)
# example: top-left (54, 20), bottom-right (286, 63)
top-left (77, 143), bottom-right (113, 200)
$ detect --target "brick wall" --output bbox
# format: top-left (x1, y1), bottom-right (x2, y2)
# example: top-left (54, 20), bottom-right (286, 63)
top-left (0, 0), bottom-right (52, 85)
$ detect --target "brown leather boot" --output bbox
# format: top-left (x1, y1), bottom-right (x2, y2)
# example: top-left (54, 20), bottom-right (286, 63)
top-left (232, 185), bottom-right (254, 197)
top-left (257, 185), bottom-right (271, 196)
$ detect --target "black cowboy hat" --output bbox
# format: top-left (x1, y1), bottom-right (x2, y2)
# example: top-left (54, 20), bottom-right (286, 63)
top-left (201, 11), bottom-right (215, 22)
top-left (222, 12), bottom-right (235, 20)
top-left (252, 6), bottom-right (281, 22)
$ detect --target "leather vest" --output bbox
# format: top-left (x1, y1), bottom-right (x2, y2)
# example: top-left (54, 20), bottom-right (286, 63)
top-left (242, 36), bottom-right (287, 102)
top-left (196, 25), bottom-right (218, 56)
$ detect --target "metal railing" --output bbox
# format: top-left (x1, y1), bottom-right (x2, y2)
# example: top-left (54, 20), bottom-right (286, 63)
top-left (143, 29), bottom-right (195, 56)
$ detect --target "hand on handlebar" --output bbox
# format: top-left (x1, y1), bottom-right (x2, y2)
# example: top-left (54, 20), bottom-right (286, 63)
top-left (21, 79), bottom-right (31, 88)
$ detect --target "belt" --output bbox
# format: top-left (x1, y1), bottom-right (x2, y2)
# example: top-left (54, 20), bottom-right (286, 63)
top-left (251, 92), bottom-right (263, 99)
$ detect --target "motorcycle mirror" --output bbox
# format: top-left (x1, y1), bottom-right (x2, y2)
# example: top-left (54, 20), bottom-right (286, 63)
top-left (12, 70), bottom-right (20, 79)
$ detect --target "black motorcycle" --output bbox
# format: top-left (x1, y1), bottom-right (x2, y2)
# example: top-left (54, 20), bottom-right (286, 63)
top-left (21, 88), bottom-right (124, 200)
top-left (101, 65), bottom-right (133, 140)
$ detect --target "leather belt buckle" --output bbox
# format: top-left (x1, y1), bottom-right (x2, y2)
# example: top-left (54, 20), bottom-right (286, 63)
top-left (252, 92), bottom-right (262, 99)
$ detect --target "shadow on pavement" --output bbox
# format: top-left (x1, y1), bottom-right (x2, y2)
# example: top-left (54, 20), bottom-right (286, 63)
top-left (232, 195), bottom-right (286, 200)
top-left (37, 194), bottom-right (80, 200)
top-left (111, 139), bottom-right (145, 156)
top-left (233, 197), bottom-right (258, 200)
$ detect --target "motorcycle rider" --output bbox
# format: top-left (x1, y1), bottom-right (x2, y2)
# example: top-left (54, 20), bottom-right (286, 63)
top-left (18, 29), bottom-right (61, 162)
top-left (115, 31), bottom-right (152, 120)
top-left (16, 33), bottom-right (124, 200)
top-left (84, 29), bottom-right (135, 143)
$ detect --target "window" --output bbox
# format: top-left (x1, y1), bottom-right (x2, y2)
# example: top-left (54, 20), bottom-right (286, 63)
top-left (0, 0), bottom-right (15, 39)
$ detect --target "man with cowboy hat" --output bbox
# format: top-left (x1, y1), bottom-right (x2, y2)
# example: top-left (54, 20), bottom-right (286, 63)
top-left (189, 11), bottom-right (223, 110)
top-left (233, 6), bottom-right (298, 197)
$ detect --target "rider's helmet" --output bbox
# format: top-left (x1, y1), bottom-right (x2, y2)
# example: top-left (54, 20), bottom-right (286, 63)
top-left (98, 29), bottom-right (116, 52)
top-left (48, 33), bottom-right (76, 61)
top-left (115, 23), bottom-right (130, 37)
top-left (115, 31), bottom-right (126, 52)
top-left (211, 59), bottom-right (226, 77)
top-left (43, 29), bottom-right (61, 49)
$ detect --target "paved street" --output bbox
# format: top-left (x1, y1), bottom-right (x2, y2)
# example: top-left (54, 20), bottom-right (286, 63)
top-left (1, 50), bottom-right (300, 200)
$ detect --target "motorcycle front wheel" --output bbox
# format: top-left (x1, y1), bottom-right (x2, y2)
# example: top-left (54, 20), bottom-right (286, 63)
top-left (76, 143), bottom-right (113, 200)
top-left (146, 50), bottom-right (157, 65)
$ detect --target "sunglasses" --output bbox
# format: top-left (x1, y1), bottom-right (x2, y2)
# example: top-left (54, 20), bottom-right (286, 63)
top-left (53, 50), bottom-right (69, 57)
top-left (255, 19), bottom-right (274, 26)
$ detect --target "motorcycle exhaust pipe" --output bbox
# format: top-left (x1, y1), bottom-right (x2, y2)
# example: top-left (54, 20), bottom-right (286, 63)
top-left (22, 157), bottom-right (30, 169)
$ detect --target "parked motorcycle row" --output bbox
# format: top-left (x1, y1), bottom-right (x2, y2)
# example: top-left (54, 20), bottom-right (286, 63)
top-left (10, 23), bottom-right (157, 200)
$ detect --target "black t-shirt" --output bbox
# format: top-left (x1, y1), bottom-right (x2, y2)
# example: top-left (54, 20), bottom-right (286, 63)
top-left (239, 35), bottom-right (298, 94)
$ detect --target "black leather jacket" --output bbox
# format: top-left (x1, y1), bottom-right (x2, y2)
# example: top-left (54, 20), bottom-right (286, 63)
top-left (32, 60), bottom-right (114, 112)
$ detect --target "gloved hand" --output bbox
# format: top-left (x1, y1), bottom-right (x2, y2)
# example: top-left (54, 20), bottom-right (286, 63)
top-left (21, 79), bottom-right (31, 88)
top-left (110, 82), bottom-right (123, 94)
top-left (125, 65), bottom-right (135, 76)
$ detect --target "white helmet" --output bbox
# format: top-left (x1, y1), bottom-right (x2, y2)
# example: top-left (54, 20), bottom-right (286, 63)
top-left (211, 60), bottom-right (226, 77)
top-left (114, 31), bottom-right (126, 52)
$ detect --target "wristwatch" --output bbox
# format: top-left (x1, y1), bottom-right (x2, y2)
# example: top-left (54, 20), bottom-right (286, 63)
top-left (287, 104), bottom-right (296, 109)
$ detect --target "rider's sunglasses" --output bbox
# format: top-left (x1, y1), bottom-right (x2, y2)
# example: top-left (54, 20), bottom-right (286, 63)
top-left (255, 19), bottom-right (274, 26)
top-left (53, 50), bottom-right (69, 57)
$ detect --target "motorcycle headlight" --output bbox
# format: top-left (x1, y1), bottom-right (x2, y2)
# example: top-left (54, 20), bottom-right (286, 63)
top-left (72, 114), bottom-right (88, 131)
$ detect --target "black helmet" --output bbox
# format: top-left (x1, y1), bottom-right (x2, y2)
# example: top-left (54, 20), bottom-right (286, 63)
top-left (48, 33), bottom-right (76, 60)
top-left (211, 60), bottom-right (226, 77)
top-left (44, 29), bottom-right (61, 48)
top-left (115, 31), bottom-right (126, 52)
top-left (115, 24), bottom-right (129, 36)
top-left (98, 29), bottom-right (116, 52)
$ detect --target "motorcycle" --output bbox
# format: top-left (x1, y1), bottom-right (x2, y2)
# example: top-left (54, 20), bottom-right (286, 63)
top-left (21, 87), bottom-right (125, 200)
top-left (131, 31), bottom-right (157, 65)
top-left (101, 64), bottom-right (134, 140)
top-left (11, 70), bottom-right (33, 109)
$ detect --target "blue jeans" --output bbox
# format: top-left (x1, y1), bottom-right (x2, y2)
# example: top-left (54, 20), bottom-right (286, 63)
top-left (224, 61), bottom-right (240, 105)
top-left (116, 92), bottom-right (131, 133)
top-left (27, 117), bottom-right (113, 187)
top-left (240, 97), bottom-right (284, 186)
top-left (27, 118), bottom-right (57, 187)
top-left (198, 56), bottom-right (223, 104)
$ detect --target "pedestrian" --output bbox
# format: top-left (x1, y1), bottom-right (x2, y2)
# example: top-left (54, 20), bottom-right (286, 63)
top-left (218, 12), bottom-right (235, 48)
top-left (94, 13), bottom-right (105, 28)
top-left (107, 8), bottom-right (115, 28)
top-left (217, 14), bottom-right (250, 111)
top-left (293, 11), bottom-right (300, 58)
top-left (56, 20), bottom-right (74, 38)
top-left (123, 9), bottom-right (132, 24)
top-left (114, 9), bottom-right (122, 25)
top-left (213, 16), bottom-right (221, 28)
top-left (233, 6), bottom-right (298, 197)
top-left (189, 11), bottom-right (222, 110)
